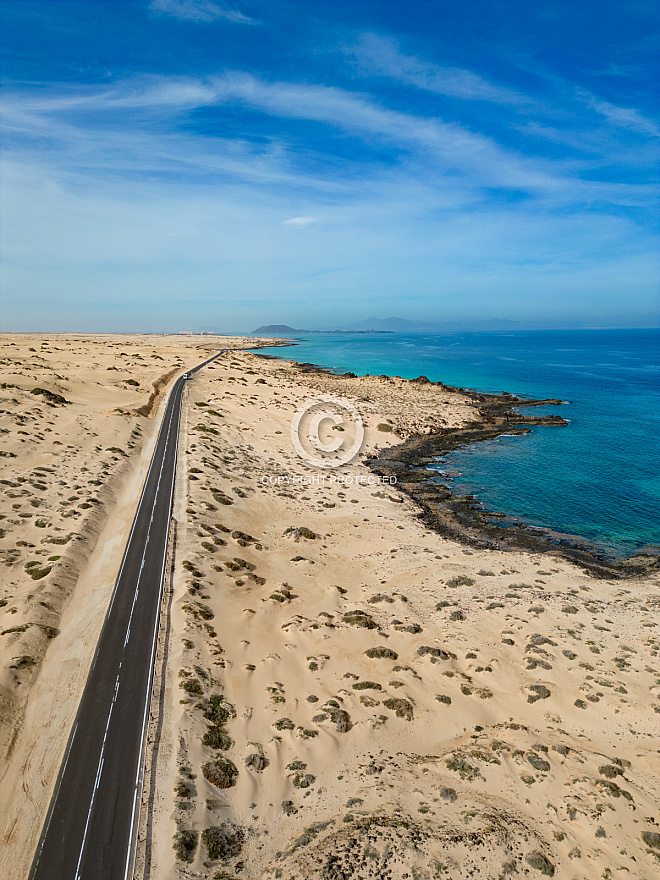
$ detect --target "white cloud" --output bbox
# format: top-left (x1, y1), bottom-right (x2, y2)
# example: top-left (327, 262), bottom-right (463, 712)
top-left (149, 0), bottom-right (254, 24)
top-left (6, 69), bottom-right (660, 213)
top-left (283, 216), bottom-right (318, 226)
top-left (585, 96), bottom-right (660, 139)
top-left (346, 34), bottom-right (529, 106)
top-left (5, 71), bottom-right (656, 209)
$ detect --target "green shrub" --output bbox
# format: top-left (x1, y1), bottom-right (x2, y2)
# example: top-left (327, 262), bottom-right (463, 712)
top-left (180, 677), bottom-right (204, 696)
top-left (446, 575), bottom-right (474, 587)
top-left (202, 758), bottom-right (238, 789)
top-left (382, 698), bottom-right (413, 720)
top-left (201, 824), bottom-right (243, 860)
top-left (204, 694), bottom-right (236, 725)
top-left (202, 727), bottom-right (233, 750)
top-left (173, 829), bottom-right (198, 862)
top-left (364, 646), bottom-right (398, 659)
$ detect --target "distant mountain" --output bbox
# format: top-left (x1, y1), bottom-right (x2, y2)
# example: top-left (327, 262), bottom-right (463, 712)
top-left (252, 324), bottom-right (300, 334)
top-left (252, 317), bottom-right (535, 335)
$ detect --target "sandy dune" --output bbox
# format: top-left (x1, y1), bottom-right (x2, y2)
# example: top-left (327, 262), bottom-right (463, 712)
top-left (143, 351), bottom-right (660, 880)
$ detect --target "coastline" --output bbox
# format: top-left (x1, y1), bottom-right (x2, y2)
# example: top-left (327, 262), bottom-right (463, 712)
top-left (256, 350), bottom-right (660, 580)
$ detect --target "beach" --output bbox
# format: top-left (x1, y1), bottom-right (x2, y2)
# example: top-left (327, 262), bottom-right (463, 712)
top-left (1, 338), bottom-right (659, 879)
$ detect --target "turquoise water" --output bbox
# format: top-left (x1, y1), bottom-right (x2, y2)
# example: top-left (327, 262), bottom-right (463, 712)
top-left (261, 330), bottom-right (660, 558)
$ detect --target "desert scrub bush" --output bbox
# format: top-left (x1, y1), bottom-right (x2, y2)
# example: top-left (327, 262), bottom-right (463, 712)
top-left (204, 694), bottom-right (236, 725)
top-left (202, 758), bottom-right (238, 789)
top-left (365, 646), bottom-right (398, 659)
top-left (417, 645), bottom-right (457, 660)
top-left (174, 780), bottom-right (191, 798)
top-left (181, 602), bottom-right (214, 621)
top-left (291, 771), bottom-right (315, 789)
top-left (40, 625), bottom-right (59, 639)
top-left (274, 717), bottom-right (294, 730)
top-left (180, 677), bottom-right (204, 696)
top-left (201, 824), bottom-right (243, 861)
top-left (1, 623), bottom-right (31, 636)
top-left (202, 726), bottom-right (233, 751)
top-left (446, 575), bottom-right (474, 587)
top-left (382, 698), bottom-right (414, 720)
top-left (445, 754), bottom-right (480, 781)
top-left (232, 557), bottom-right (254, 570)
top-left (194, 602), bottom-right (214, 620)
top-left (211, 490), bottom-right (233, 505)
top-left (342, 610), bottom-right (377, 629)
top-left (377, 422), bottom-right (393, 432)
top-left (173, 829), bottom-right (198, 862)
top-left (284, 526), bottom-right (316, 540)
top-left (298, 727), bottom-right (319, 739)
top-left (24, 562), bottom-right (52, 580)
top-left (352, 681), bottom-right (383, 691)
top-left (230, 529), bottom-right (254, 543)
top-left (31, 388), bottom-right (68, 405)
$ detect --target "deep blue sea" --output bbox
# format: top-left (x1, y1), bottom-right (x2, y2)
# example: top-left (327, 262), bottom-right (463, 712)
top-left (262, 330), bottom-right (660, 559)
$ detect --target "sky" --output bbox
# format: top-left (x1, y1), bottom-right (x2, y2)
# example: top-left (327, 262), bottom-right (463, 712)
top-left (0, 0), bottom-right (659, 332)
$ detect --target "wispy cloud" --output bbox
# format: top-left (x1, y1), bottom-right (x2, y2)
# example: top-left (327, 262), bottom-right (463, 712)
top-left (4, 72), bottom-right (656, 209)
top-left (283, 216), bottom-right (318, 226)
top-left (345, 34), bottom-right (529, 106)
top-left (583, 94), bottom-right (660, 138)
top-left (149, 0), bottom-right (255, 25)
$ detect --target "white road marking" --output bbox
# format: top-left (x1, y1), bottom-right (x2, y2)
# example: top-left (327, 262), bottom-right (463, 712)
top-left (31, 353), bottom-right (223, 880)
top-left (72, 385), bottom-right (181, 879)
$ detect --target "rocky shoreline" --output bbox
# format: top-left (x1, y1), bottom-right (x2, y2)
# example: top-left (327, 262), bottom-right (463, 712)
top-left (367, 380), bottom-right (659, 579)
top-left (256, 350), bottom-right (659, 579)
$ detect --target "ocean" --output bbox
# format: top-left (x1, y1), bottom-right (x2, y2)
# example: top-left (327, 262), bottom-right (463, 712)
top-left (261, 329), bottom-right (660, 559)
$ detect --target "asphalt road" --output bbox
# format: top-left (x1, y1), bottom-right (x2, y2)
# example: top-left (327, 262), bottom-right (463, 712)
top-left (28, 352), bottom-right (223, 880)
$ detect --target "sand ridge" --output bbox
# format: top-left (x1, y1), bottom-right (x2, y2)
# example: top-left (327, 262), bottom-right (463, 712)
top-left (147, 350), bottom-right (660, 880)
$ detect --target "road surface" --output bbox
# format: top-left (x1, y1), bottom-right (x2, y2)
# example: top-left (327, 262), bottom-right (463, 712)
top-left (28, 352), bottom-right (223, 880)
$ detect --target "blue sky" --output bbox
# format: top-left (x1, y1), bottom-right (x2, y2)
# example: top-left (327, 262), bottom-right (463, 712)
top-left (1, 0), bottom-right (658, 331)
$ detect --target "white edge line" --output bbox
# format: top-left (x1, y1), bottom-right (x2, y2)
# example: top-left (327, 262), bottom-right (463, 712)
top-left (124, 357), bottom-right (220, 880)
